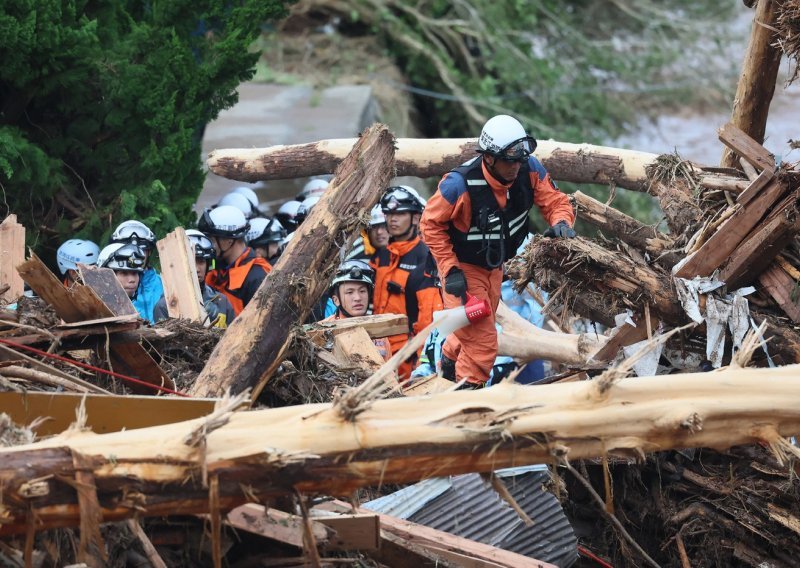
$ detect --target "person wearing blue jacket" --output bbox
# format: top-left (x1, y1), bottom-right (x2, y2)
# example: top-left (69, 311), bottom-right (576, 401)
top-left (109, 220), bottom-right (164, 324)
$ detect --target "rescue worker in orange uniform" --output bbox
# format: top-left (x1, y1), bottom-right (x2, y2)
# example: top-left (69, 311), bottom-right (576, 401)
top-left (198, 205), bottom-right (272, 316)
top-left (323, 260), bottom-right (390, 361)
top-left (371, 186), bottom-right (443, 378)
top-left (420, 115), bottom-right (576, 387)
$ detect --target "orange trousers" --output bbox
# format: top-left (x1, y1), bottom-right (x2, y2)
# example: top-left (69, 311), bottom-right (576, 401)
top-left (441, 263), bottom-right (503, 384)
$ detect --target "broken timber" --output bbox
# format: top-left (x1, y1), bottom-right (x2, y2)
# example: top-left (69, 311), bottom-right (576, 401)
top-left (156, 227), bottom-right (207, 322)
top-left (190, 124), bottom-right (396, 399)
top-left (0, 215), bottom-right (24, 304)
top-left (2, 366), bottom-right (800, 533)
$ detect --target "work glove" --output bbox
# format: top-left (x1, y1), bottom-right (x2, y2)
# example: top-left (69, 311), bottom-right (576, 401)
top-left (444, 267), bottom-right (468, 302)
top-left (543, 220), bottom-right (576, 239)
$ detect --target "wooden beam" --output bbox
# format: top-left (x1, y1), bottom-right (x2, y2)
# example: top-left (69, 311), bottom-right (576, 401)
top-left (736, 167), bottom-right (774, 206)
top-left (305, 314), bottom-right (409, 343)
top-left (319, 500), bottom-right (555, 568)
top-left (226, 504), bottom-right (329, 549)
top-left (156, 228), bottom-right (207, 322)
top-left (403, 375), bottom-right (455, 396)
top-left (0, 215), bottom-right (24, 303)
top-left (316, 513), bottom-right (380, 551)
top-left (718, 190), bottom-right (800, 288)
top-left (675, 177), bottom-right (788, 278)
top-left (190, 124), bottom-right (396, 400)
top-left (0, 391), bottom-right (218, 437)
top-left (718, 122), bottom-right (776, 172)
top-left (720, 0), bottom-right (783, 168)
top-left (332, 327), bottom-right (385, 372)
top-left (759, 264), bottom-right (800, 323)
top-left (4, 367), bottom-right (800, 533)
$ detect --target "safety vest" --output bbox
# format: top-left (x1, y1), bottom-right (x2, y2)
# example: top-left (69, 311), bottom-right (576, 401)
top-left (205, 248), bottom-right (271, 316)
top-left (447, 157), bottom-right (534, 269)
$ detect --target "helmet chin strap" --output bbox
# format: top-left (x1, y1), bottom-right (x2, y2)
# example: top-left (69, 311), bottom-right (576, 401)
top-left (392, 221), bottom-right (418, 242)
top-left (334, 291), bottom-right (356, 319)
top-left (484, 156), bottom-right (513, 185)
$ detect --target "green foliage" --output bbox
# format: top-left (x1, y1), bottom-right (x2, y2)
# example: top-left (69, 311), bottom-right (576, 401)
top-left (330, 0), bottom-right (736, 142)
top-left (0, 0), bottom-right (287, 258)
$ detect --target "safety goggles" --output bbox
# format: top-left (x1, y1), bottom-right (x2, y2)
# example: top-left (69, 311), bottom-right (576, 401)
top-left (497, 136), bottom-right (537, 163)
top-left (111, 247), bottom-right (146, 269)
top-left (115, 229), bottom-right (155, 249)
top-left (381, 187), bottom-right (419, 211)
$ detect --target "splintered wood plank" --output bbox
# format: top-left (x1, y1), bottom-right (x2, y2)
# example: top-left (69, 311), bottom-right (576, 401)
top-left (226, 504), bottom-right (329, 548)
top-left (156, 228), bottom-right (206, 322)
top-left (0, 391), bottom-right (217, 437)
top-left (718, 122), bottom-right (775, 172)
top-left (0, 215), bottom-right (24, 303)
top-left (718, 191), bottom-right (800, 288)
top-left (78, 264), bottom-right (138, 317)
top-left (590, 315), bottom-right (659, 363)
top-left (17, 253), bottom-right (174, 393)
top-left (305, 314), bottom-right (409, 345)
top-left (17, 253), bottom-right (113, 323)
top-left (675, 178), bottom-right (788, 278)
top-left (759, 264), bottom-right (800, 323)
top-left (736, 167), bottom-right (774, 206)
top-left (332, 327), bottom-right (385, 372)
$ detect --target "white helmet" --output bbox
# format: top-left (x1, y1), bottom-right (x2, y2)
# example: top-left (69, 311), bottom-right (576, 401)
top-left (97, 243), bottom-right (146, 272)
top-left (276, 200), bottom-right (302, 231)
top-left (298, 178), bottom-right (328, 201)
top-left (218, 192), bottom-right (257, 219)
top-left (185, 229), bottom-right (215, 261)
top-left (369, 204), bottom-right (386, 227)
top-left (56, 239), bottom-right (100, 275)
top-left (110, 220), bottom-right (156, 250)
top-left (330, 259), bottom-right (374, 293)
top-left (231, 186), bottom-right (259, 209)
top-left (478, 115), bottom-right (537, 160)
top-left (296, 195), bottom-right (321, 224)
top-left (246, 217), bottom-right (286, 246)
top-left (197, 205), bottom-right (249, 239)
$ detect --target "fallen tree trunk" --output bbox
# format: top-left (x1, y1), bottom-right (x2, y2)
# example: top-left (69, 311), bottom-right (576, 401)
top-left (573, 190), bottom-right (680, 267)
top-left (189, 124), bottom-right (396, 399)
top-left (209, 138), bottom-right (659, 191)
top-left (721, 0), bottom-right (782, 169)
top-left (2, 366), bottom-right (800, 534)
top-left (495, 301), bottom-right (607, 365)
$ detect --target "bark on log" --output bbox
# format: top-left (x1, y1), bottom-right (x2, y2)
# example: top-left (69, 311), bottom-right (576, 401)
top-left (3, 367), bottom-right (800, 534)
top-left (573, 191), bottom-right (680, 267)
top-left (721, 0), bottom-right (783, 169)
top-left (208, 138), bottom-right (660, 191)
top-left (496, 301), bottom-right (607, 366)
top-left (189, 124), bottom-right (396, 399)
top-left (507, 236), bottom-right (684, 327)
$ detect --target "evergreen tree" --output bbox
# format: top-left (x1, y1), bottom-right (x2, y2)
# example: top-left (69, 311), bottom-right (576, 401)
top-left (0, 0), bottom-right (286, 255)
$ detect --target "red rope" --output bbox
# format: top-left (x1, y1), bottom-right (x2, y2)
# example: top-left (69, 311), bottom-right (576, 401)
top-left (578, 545), bottom-right (614, 568)
top-left (0, 337), bottom-right (189, 397)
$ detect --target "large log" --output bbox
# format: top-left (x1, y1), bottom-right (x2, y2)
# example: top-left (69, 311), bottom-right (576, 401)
top-left (2, 366), bottom-right (800, 533)
top-left (189, 124), bottom-right (396, 399)
top-left (495, 301), bottom-right (607, 366)
top-left (721, 0), bottom-right (782, 169)
top-left (209, 138), bottom-right (659, 191)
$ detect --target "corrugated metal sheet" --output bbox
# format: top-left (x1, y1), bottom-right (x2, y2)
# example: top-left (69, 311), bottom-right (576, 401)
top-left (363, 476), bottom-right (451, 519)
top-left (366, 468), bottom-right (577, 568)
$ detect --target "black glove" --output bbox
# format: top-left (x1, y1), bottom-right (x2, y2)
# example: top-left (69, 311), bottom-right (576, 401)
top-left (444, 268), bottom-right (467, 302)
top-left (543, 220), bottom-right (576, 239)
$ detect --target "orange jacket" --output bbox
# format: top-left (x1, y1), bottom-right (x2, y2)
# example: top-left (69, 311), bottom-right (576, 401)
top-left (420, 156), bottom-right (574, 277)
top-left (206, 247), bottom-right (271, 316)
top-left (371, 236), bottom-right (443, 355)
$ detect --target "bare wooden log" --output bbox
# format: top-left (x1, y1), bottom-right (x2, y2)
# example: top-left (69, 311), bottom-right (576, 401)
top-left (507, 236), bottom-right (684, 327)
top-left (573, 191), bottom-right (680, 266)
top-left (721, 0), bottom-right (783, 169)
top-left (0, 215), bottom-right (25, 303)
top-left (156, 228), bottom-right (207, 322)
top-left (496, 301), bottom-right (607, 365)
top-left (0, 365), bottom-right (103, 394)
top-left (208, 138), bottom-right (661, 191)
top-left (190, 124), bottom-right (396, 399)
top-left (2, 366), bottom-right (800, 534)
